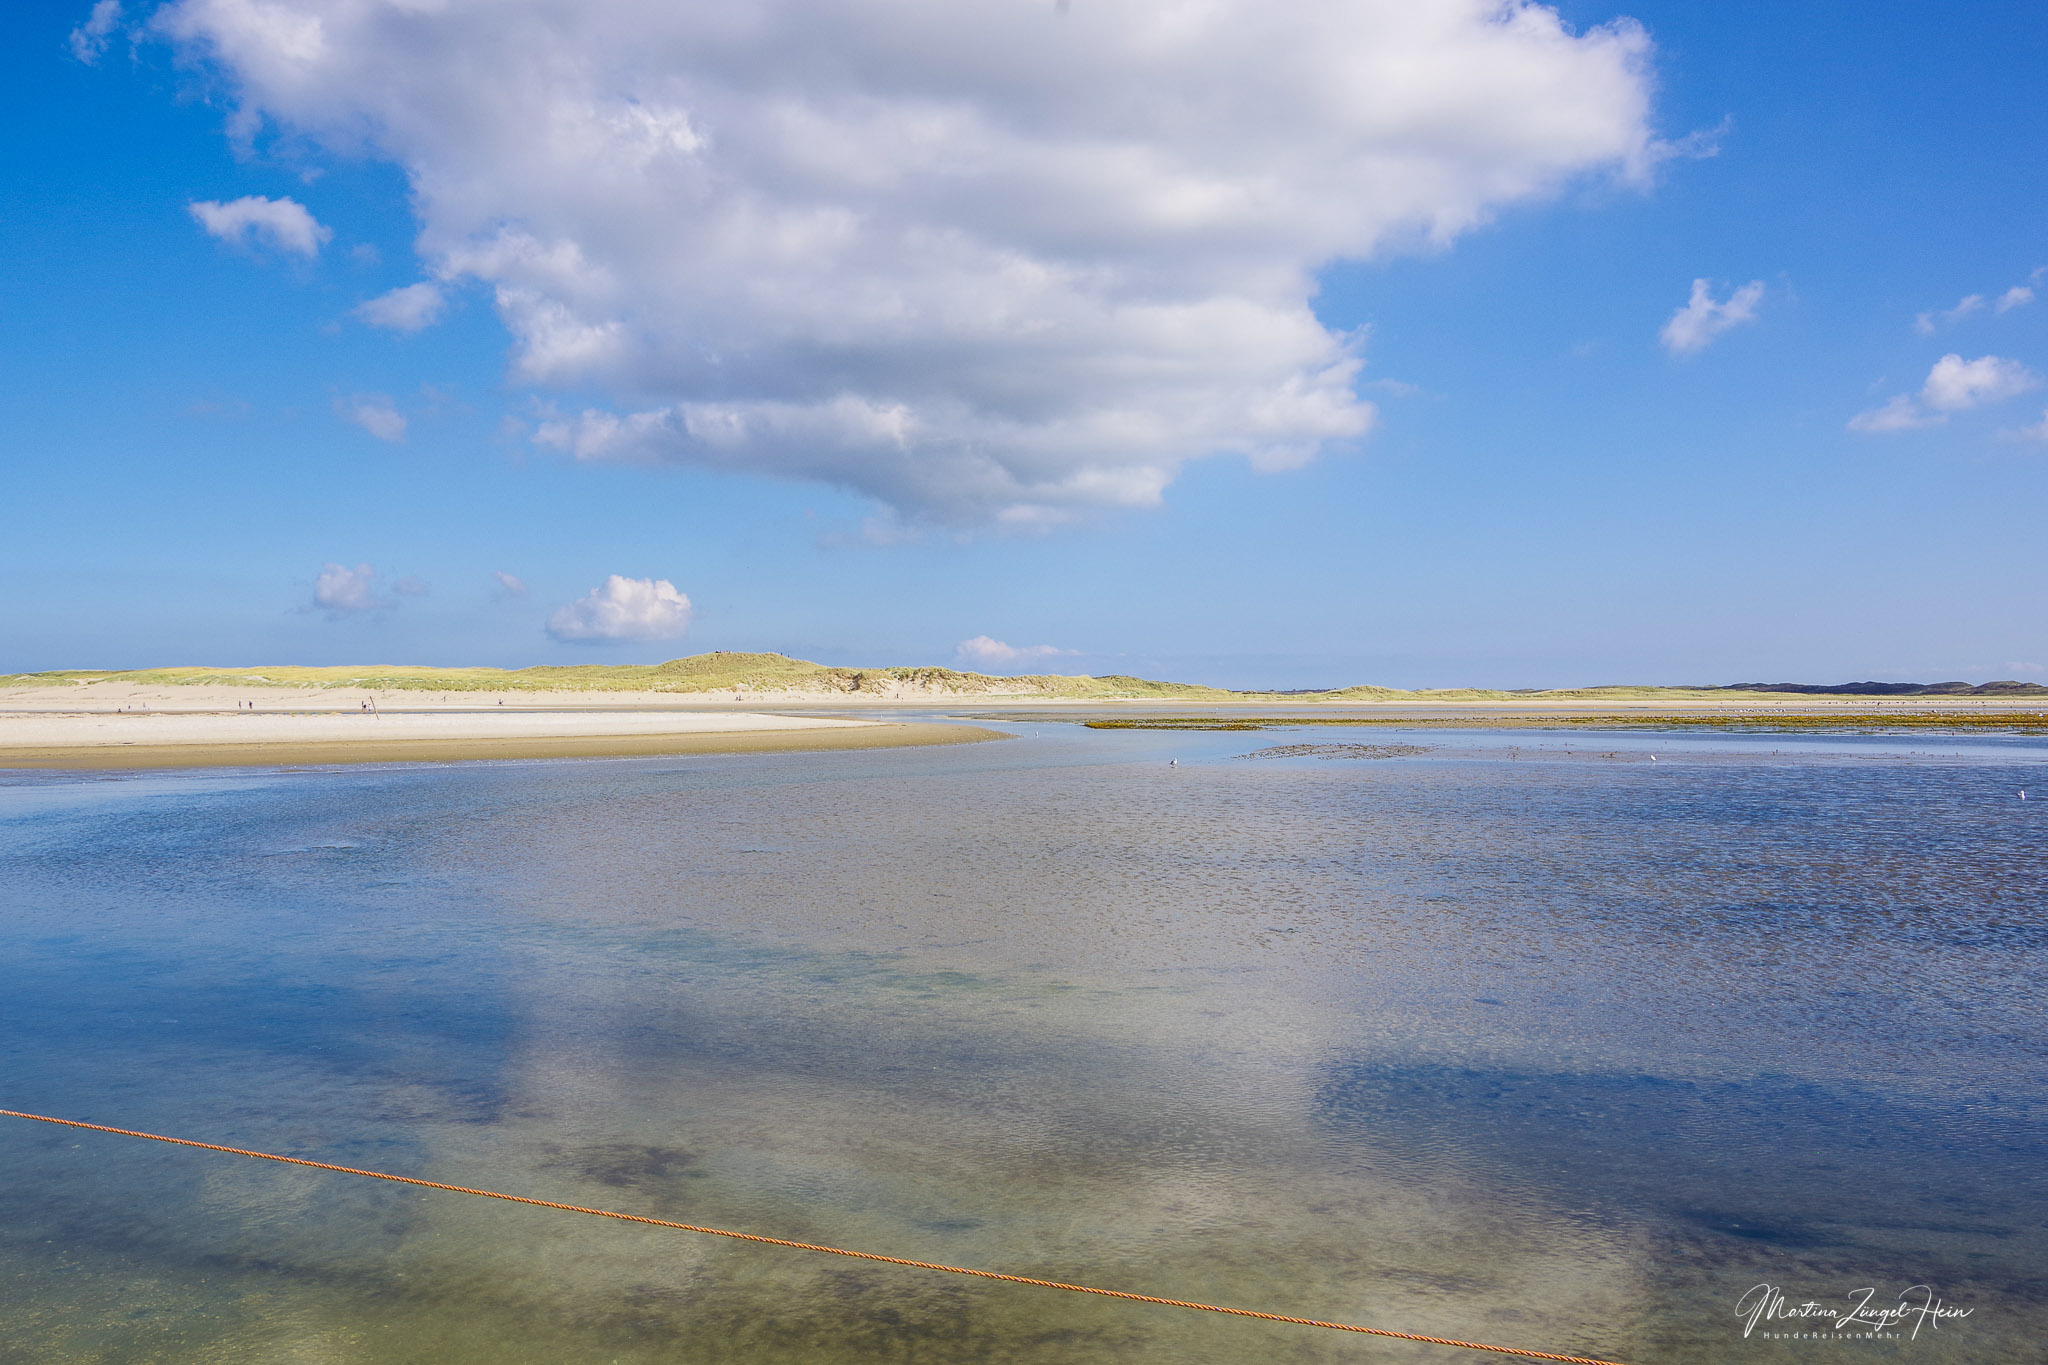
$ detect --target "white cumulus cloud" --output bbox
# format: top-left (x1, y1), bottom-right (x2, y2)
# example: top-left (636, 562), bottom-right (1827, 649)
top-left (1659, 278), bottom-right (1763, 356)
top-left (546, 575), bottom-right (693, 643)
top-left (188, 194), bottom-right (331, 257)
top-left (1914, 269), bottom-right (2042, 332)
top-left (1921, 353), bottom-right (2040, 412)
top-left (1913, 294), bottom-right (1983, 336)
top-left (337, 392), bottom-right (407, 441)
top-left (955, 636), bottom-right (1078, 671)
top-left (1849, 353), bottom-right (2042, 433)
top-left (69, 0), bottom-right (123, 64)
top-left (2007, 409), bottom-right (2048, 442)
top-left (354, 281), bottom-right (447, 333)
top-left (157, 0), bottom-right (1667, 524)
top-left (492, 570), bottom-right (529, 597)
top-left (1846, 395), bottom-right (1939, 434)
top-left (312, 562), bottom-right (388, 615)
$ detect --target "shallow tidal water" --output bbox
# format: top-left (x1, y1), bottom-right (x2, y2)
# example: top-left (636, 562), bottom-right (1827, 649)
top-left (1, 721), bottom-right (2043, 1364)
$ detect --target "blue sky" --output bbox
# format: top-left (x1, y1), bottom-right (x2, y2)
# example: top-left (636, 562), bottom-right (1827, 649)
top-left (3, 0), bottom-right (2044, 688)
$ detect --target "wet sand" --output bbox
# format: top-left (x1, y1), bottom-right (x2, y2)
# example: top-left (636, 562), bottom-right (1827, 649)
top-left (0, 708), bottom-right (1005, 769)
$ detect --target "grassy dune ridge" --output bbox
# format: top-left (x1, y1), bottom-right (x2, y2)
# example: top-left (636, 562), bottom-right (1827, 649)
top-left (4, 652), bottom-right (2045, 702)
top-left (0, 653), bottom-right (1229, 699)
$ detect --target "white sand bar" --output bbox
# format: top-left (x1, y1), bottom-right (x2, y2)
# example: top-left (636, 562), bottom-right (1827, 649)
top-left (1, 708), bottom-right (871, 751)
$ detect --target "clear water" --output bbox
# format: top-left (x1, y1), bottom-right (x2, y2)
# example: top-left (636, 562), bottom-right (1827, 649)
top-left (1, 723), bottom-right (2043, 1363)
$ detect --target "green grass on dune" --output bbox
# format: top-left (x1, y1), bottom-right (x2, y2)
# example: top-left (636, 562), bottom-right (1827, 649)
top-left (0, 653), bottom-right (1235, 699)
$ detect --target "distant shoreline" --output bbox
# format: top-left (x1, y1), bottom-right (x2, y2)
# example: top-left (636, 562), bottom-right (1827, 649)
top-left (4, 651), bottom-right (2043, 706)
top-left (2, 657), bottom-right (2043, 770)
top-left (5, 682), bottom-right (2043, 720)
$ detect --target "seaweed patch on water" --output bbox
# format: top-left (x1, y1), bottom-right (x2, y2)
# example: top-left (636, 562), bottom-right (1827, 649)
top-left (1553, 709), bottom-right (2048, 734)
top-left (537, 1142), bottom-right (707, 1190)
top-left (1080, 718), bottom-right (1269, 731)
top-left (1236, 743), bottom-right (1435, 760)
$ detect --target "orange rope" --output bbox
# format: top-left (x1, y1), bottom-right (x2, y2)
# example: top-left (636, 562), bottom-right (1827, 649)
top-left (1, 1107), bottom-right (1630, 1365)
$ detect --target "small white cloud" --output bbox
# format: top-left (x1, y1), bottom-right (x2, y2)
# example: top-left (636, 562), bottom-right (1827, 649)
top-left (69, 0), bottom-right (122, 64)
top-left (1851, 353), bottom-right (2043, 434)
top-left (492, 570), bottom-right (528, 597)
top-left (1660, 278), bottom-right (1764, 356)
top-left (1657, 118), bottom-right (1728, 163)
top-left (312, 562), bottom-right (388, 616)
top-left (1916, 271), bottom-right (2042, 330)
top-left (1921, 353), bottom-right (2040, 412)
top-left (354, 281), bottom-right (446, 332)
top-left (1913, 294), bottom-right (1984, 335)
top-left (1847, 395), bottom-right (1940, 434)
top-left (954, 635), bottom-right (1078, 671)
top-left (546, 575), bottom-right (692, 643)
top-left (2006, 408), bottom-right (2048, 442)
top-left (337, 392), bottom-right (407, 441)
top-left (188, 195), bottom-right (331, 257)
top-left (2004, 661), bottom-right (2045, 675)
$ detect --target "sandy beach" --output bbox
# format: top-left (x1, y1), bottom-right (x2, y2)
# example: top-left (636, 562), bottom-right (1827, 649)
top-left (2, 677), bottom-right (2039, 769)
top-left (0, 700), bottom-right (1001, 769)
